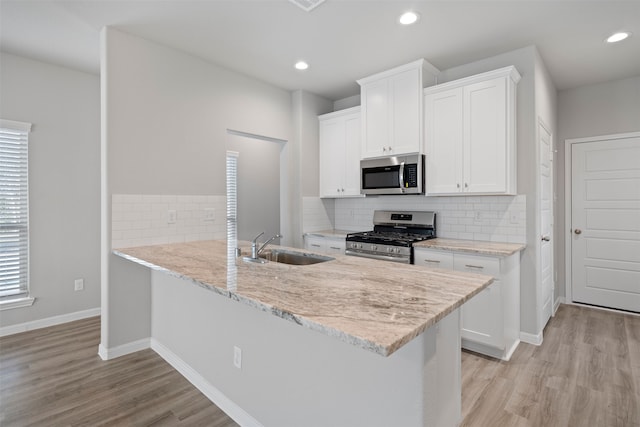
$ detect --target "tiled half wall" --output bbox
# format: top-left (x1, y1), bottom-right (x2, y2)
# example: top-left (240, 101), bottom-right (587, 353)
top-left (111, 194), bottom-right (226, 248)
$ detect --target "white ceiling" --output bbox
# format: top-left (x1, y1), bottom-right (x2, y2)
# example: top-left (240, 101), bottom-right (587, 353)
top-left (1, 0), bottom-right (639, 100)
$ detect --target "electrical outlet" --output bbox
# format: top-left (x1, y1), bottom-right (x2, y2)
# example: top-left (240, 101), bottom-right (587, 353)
top-left (74, 278), bottom-right (84, 291)
top-left (233, 346), bottom-right (242, 369)
top-left (475, 211), bottom-right (482, 221)
top-left (204, 208), bottom-right (215, 221)
top-left (167, 210), bottom-right (177, 224)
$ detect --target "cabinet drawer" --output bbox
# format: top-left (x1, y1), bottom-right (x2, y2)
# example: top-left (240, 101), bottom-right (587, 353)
top-left (304, 236), bottom-right (326, 252)
top-left (326, 241), bottom-right (345, 255)
top-left (414, 249), bottom-right (454, 269)
top-left (453, 253), bottom-right (500, 277)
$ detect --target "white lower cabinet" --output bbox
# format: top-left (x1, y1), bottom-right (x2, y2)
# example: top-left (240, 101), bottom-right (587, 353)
top-left (414, 247), bottom-right (520, 361)
top-left (304, 234), bottom-right (346, 256)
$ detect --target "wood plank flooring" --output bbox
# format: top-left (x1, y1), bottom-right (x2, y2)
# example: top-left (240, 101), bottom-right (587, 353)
top-left (461, 304), bottom-right (640, 426)
top-left (0, 317), bottom-right (238, 427)
top-left (1, 304), bottom-right (638, 426)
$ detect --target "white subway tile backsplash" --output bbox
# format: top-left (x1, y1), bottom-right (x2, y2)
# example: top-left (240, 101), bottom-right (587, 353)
top-left (111, 194), bottom-right (227, 248)
top-left (323, 194), bottom-right (526, 244)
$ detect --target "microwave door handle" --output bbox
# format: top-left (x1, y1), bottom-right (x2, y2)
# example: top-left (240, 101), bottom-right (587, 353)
top-left (399, 162), bottom-right (405, 189)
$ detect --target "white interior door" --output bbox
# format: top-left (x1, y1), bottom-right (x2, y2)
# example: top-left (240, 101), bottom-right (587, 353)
top-left (539, 121), bottom-right (553, 325)
top-left (571, 135), bottom-right (640, 313)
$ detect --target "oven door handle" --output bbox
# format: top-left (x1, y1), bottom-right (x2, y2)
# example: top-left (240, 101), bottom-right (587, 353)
top-left (399, 162), bottom-right (405, 190)
top-left (345, 250), bottom-right (410, 264)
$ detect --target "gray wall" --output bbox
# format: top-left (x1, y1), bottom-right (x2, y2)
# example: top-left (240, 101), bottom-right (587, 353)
top-left (556, 75), bottom-right (640, 300)
top-left (291, 90), bottom-right (332, 247)
top-left (0, 52), bottom-right (100, 327)
top-left (102, 28), bottom-right (295, 349)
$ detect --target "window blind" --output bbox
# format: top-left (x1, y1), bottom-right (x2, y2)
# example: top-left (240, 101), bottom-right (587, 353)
top-left (0, 120), bottom-right (31, 300)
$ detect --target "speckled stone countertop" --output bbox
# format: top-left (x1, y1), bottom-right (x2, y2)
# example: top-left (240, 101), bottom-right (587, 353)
top-left (303, 229), bottom-right (351, 239)
top-left (415, 238), bottom-right (526, 257)
top-left (114, 240), bottom-right (493, 357)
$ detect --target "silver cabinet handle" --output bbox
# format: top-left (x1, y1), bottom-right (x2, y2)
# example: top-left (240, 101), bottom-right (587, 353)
top-left (457, 183), bottom-right (461, 189)
top-left (311, 244), bottom-right (321, 248)
top-left (542, 236), bottom-right (550, 241)
top-left (574, 229), bottom-right (582, 235)
top-left (424, 259), bottom-right (441, 263)
top-left (465, 264), bottom-right (484, 269)
top-left (329, 246), bottom-right (341, 250)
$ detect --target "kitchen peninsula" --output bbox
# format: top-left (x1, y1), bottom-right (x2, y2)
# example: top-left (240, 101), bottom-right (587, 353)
top-left (114, 240), bottom-right (493, 427)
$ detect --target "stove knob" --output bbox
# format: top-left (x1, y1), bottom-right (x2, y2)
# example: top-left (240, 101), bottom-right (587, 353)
top-left (371, 245), bottom-right (377, 251)
top-left (387, 247), bottom-right (393, 253)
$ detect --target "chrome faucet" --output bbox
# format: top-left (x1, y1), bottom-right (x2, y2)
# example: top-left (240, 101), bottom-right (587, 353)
top-left (244, 231), bottom-right (282, 263)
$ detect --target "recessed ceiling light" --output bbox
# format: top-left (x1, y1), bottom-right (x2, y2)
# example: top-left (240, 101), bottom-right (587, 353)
top-left (399, 11), bottom-right (420, 25)
top-left (606, 31), bottom-right (631, 43)
top-left (294, 61), bottom-right (309, 70)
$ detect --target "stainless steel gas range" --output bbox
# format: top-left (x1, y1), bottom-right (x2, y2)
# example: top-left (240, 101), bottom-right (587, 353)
top-left (345, 210), bottom-right (436, 264)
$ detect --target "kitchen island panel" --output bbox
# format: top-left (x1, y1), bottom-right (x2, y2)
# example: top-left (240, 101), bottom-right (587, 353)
top-left (151, 269), bottom-right (461, 427)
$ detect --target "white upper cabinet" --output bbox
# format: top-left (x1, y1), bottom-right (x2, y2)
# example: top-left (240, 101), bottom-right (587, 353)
top-left (319, 107), bottom-right (362, 198)
top-left (358, 59), bottom-right (439, 159)
top-left (424, 66), bottom-right (521, 196)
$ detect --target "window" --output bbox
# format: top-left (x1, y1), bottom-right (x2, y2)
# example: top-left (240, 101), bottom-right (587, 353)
top-left (0, 119), bottom-right (33, 309)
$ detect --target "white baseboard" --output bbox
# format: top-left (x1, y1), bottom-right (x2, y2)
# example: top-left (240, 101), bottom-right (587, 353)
top-left (520, 330), bottom-right (543, 346)
top-left (98, 338), bottom-right (150, 361)
top-left (0, 307), bottom-right (101, 337)
top-left (553, 297), bottom-right (565, 315)
top-left (150, 338), bottom-right (263, 427)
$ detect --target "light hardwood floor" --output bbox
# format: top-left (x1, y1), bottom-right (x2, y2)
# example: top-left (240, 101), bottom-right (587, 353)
top-left (461, 304), bottom-right (640, 426)
top-left (1, 304), bottom-right (638, 426)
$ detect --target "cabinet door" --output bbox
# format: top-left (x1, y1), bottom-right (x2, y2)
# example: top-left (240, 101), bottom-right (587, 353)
top-left (391, 68), bottom-right (422, 155)
top-left (361, 79), bottom-right (389, 158)
top-left (463, 77), bottom-right (507, 193)
top-left (414, 248), bottom-right (454, 269)
top-left (343, 114), bottom-right (362, 196)
top-left (319, 118), bottom-right (346, 198)
top-left (461, 281), bottom-right (503, 349)
top-left (454, 253), bottom-right (503, 348)
top-left (425, 88), bottom-right (463, 195)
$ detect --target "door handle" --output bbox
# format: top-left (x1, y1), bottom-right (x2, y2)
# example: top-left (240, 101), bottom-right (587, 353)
top-left (541, 236), bottom-right (550, 241)
top-left (574, 229), bottom-right (582, 235)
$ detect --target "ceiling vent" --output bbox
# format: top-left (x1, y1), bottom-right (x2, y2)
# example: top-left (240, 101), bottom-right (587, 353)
top-left (289, 0), bottom-right (326, 12)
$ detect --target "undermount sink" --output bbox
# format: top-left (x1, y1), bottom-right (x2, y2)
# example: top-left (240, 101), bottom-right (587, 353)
top-left (259, 249), bottom-right (334, 266)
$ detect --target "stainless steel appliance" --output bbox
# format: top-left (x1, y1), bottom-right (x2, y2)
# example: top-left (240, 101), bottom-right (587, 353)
top-left (360, 154), bottom-right (424, 195)
top-left (345, 210), bottom-right (436, 264)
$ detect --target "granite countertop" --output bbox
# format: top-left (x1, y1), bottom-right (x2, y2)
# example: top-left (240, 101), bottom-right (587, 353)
top-left (414, 238), bottom-right (526, 257)
top-left (304, 229), bottom-right (352, 239)
top-left (114, 240), bottom-right (493, 357)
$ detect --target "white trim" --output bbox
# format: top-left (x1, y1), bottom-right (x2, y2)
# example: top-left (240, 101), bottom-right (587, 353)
top-left (564, 131), bottom-right (640, 306)
top-left (151, 337), bottom-right (263, 427)
top-left (553, 297), bottom-right (564, 315)
top-left (520, 330), bottom-right (543, 346)
top-left (423, 66), bottom-right (521, 95)
top-left (461, 338), bottom-right (520, 362)
top-left (0, 119), bottom-right (32, 132)
top-left (98, 338), bottom-right (150, 361)
top-left (564, 301), bottom-right (640, 317)
top-left (0, 296), bottom-right (35, 311)
top-left (0, 307), bottom-right (100, 337)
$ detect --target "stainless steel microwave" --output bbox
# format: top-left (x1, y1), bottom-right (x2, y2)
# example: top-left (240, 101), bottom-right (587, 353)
top-left (360, 154), bottom-right (424, 195)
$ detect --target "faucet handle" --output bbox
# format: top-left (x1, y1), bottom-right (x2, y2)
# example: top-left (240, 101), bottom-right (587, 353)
top-left (251, 231), bottom-right (265, 244)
